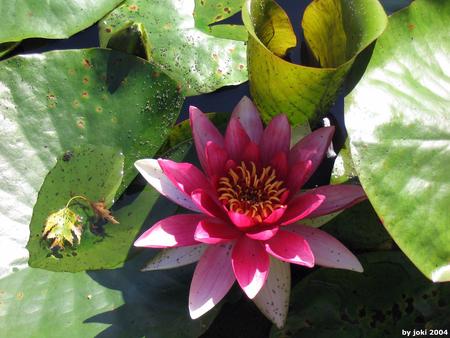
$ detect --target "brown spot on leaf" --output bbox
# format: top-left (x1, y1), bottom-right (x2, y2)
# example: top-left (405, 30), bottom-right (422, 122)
top-left (95, 106), bottom-right (103, 113)
top-left (81, 91), bottom-right (89, 98)
top-left (407, 23), bottom-right (415, 31)
top-left (224, 7), bottom-right (231, 14)
top-left (239, 64), bottom-right (244, 70)
top-left (82, 77), bottom-right (89, 84)
top-left (215, 15), bottom-right (223, 20)
top-left (105, 27), bottom-right (112, 33)
top-left (16, 292), bottom-right (24, 301)
top-left (129, 4), bottom-right (139, 11)
top-left (77, 118), bottom-right (85, 129)
top-left (72, 100), bottom-right (80, 108)
top-left (152, 71), bottom-right (160, 78)
top-left (82, 58), bottom-right (92, 69)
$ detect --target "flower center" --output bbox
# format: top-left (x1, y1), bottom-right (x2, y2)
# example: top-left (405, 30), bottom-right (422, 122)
top-left (217, 161), bottom-right (287, 223)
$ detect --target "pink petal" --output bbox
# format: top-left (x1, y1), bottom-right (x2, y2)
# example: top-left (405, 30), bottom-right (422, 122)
top-left (134, 214), bottom-right (207, 248)
top-left (279, 193), bottom-right (325, 226)
top-left (142, 244), bottom-right (207, 271)
top-left (245, 224), bottom-right (279, 241)
top-left (270, 151), bottom-right (288, 179)
top-left (232, 236), bottom-right (270, 298)
top-left (231, 96), bottom-right (263, 144)
top-left (134, 159), bottom-right (200, 212)
top-left (228, 210), bottom-right (257, 229)
top-left (195, 218), bottom-right (241, 244)
top-left (158, 159), bottom-right (213, 196)
top-left (252, 257), bottom-right (290, 329)
top-left (306, 185), bottom-right (367, 218)
top-left (264, 230), bottom-right (314, 267)
top-left (189, 106), bottom-right (224, 173)
top-left (289, 127), bottom-right (335, 182)
top-left (260, 115), bottom-right (291, 165)
top-left (189, 243), bottom-right (235, 319)
top-left (224, 159), bottom-right (236, 171)
top-left (263, 206), bottom-right (286, 224)
top-left (205, 141), bottom-right (228, 178)
top-left (285, 224), bottom-right (363, 272)
top-left (242, 141), bottom-right (260, 164)
top-left (286, 160), bottom-right (313, 194)
top-left (225, 118), bottom-right (251, 162)
top-left (191, 189), bottom-right (227, 219)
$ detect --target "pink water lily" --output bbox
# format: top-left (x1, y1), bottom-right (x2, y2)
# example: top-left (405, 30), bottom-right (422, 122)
top-left (134, 97), bottom-right (366, 327)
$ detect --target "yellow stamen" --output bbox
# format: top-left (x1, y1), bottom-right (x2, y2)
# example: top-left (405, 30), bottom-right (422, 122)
top-left (217, 161), bottom-right (288, 223)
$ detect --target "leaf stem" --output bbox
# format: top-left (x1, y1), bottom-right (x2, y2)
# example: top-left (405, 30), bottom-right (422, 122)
top-left (65, 195), bottom-right (90, 208)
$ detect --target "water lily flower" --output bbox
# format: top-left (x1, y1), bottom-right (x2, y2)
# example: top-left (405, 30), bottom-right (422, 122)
top-left (134, 97), bottom-right (366, 327)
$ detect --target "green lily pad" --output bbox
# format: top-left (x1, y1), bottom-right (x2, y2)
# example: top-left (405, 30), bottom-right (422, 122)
top-left (345, 0), bottom-right (450, 282)
top-left (0, 252), bottom-right (218, 338)
top-left (0, 0), bottom-right (122, 43)
top-left (27, 145), bottom-right (125, 271)
top-left (271, 252), bottom-right (450, 337)
top-left (193, 0), bottom-right (248, 40)
top-left (26, 111), bottom-right (196, 273)
top-left (0, 48), bottom-right (183, 277)
top-left (99, 0), bottom-right (248, 96)
top-left (242, 0), bottom-right (387, 125)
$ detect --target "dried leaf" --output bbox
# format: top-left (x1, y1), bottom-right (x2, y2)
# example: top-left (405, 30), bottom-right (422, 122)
top-left (42, 207), bottom-right (83, 249)
top-left (90, 200), bottom-right (120, 224)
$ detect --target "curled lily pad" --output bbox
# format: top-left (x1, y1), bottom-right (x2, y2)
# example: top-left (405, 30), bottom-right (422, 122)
top-left (242, 0), bottom-right (387, 125)
top-left (345, 0), bottom-right (450, 282)
top-left (0, 48), bottom-right (183, 277)
top-left (99, 0), bottom-right (248, 95)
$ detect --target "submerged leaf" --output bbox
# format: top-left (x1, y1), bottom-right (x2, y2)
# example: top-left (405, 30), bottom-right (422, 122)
top-left (271, 252), bottom-right (450, 337)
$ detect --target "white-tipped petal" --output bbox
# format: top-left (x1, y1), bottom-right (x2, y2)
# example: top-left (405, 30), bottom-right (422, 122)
top-left (189, 243), bottom-right (235, 319)
top-left (286, 224), bottom-right (363, 272)
top-left (253, 257), bottom-right (291, 329)
top-left (142, 244), bottom-right (208, 271)
top-left (135, 159), bottom-right (200, 212)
